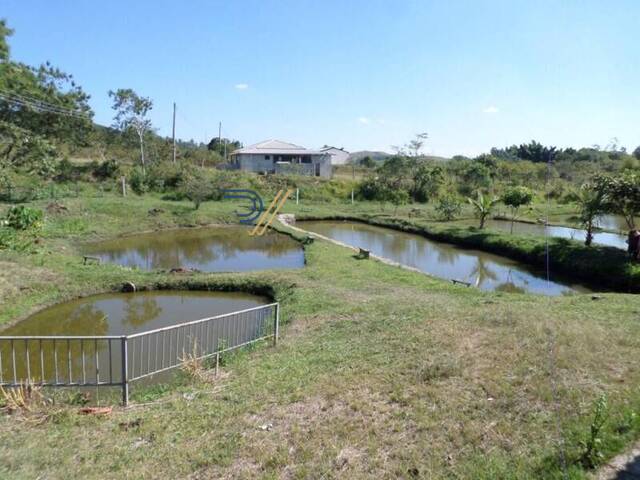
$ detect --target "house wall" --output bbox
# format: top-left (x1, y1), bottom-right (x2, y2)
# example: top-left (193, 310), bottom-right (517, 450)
top-left (234, 153), bottom-right (332, 178)
top-left (327, 149), bottom-right (350, 165)
top-left (236, 154), bottom-right (273, 173)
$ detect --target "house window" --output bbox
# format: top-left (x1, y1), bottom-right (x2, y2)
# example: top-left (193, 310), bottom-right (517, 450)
top-left (264, 155), bottom-right (271, 160)
top-left (301, 155), bottom-right (312, 164)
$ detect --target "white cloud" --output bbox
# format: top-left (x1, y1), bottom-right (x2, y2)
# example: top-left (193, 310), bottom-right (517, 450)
top-left (357, 116), bottom-right (371, 125)
top-left (235, 83), bottom-right (249, 90)
top-left (483, 106), bottom-right (499, 114)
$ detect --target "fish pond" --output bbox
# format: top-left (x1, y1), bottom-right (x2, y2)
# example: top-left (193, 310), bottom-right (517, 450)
top-left (83, 226), bottom-right (304, 272)
top-left (300, 220), bottom-right (591, 295)
top-left (0, 291), bottom-right (272, 388)
top-left (483, 219), bottom-right (628, 250)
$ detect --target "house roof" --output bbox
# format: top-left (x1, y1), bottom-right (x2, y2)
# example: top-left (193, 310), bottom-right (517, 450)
top-left (232, 139), bottom-right (327, 156)
top-left (320, 146), bottom-right (349, 154)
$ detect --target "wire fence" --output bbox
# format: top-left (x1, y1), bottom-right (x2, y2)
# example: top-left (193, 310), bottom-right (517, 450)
top-left (0, 303), bottom-right (279, 405)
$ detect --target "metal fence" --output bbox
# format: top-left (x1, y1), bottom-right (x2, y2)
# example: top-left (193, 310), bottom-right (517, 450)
top-left (0, 303), bottom-right (279, 405)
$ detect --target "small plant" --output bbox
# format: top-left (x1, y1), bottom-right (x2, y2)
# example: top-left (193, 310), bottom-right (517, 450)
top-left (435, 195), bottom-right (462, 221)
top-left (501, 186), bottom-right (533, 233)
top-left (0, 380), bottom-right (45, 413)
top-left (179, 342), bottom-right (214, 382)
top-left (5, 206), bottom-right (43, 230)
top-left (467, 191), bottom-right (499, 229)
top-left (579, 394), bottom-right (608, 469)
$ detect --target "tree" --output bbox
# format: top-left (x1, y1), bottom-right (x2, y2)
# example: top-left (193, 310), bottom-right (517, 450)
top-left (207, 137), bottom-right (242, 158)
top-left (593, 173), bottom-right (640, 229)
top-left (576, 184), bottom-right (606, 246)
top-left (0, 20), bottom-right (93, 145)
top-left (501, 186), bottom-right (533, 233)
top-left (0, 19), bottom-right (13, 61)
top-left (109, 89), bottom-right (153, 173)
top-left (435, 195), bottom-right (462, 221)
top-left (359, 155), bottom-right (376, 168)
top-left (412, 164), bottom-right (444, 202)
top-left (633, 146), bottom-right (640, 161)
top-left (467, 191), bottom-right (499, 229)
top-left (407, 132), bottom-right (428, 157)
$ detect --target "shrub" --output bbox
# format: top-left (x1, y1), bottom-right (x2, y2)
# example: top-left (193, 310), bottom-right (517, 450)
top-left (5, 206), bottom-right (43, 230)
top-left (92, 159), bottom-right (120, 180)
top-left (129, 167), bottom-right (149, 195)
top-left (435, 195), bottom-right (462, 221)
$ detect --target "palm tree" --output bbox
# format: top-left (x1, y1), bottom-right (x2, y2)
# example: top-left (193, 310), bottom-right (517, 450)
top-left (576, 183), bottom-right (606, 246)
top-left (467, 191), bottom-right (499, 229)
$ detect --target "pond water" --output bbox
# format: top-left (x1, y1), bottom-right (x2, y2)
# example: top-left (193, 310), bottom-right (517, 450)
top-left (2, 290), bottom-right (269, 336)
top-left (300, 221), bottom-right (590, 295)
top-left (483, 220), bottom-right (628, 250)
top-left (0, 291), bottom-right (271, 387)
top-left (83, 226), bottom-right (304, 272)
top-left (597, 214), bottom-right (638, 232)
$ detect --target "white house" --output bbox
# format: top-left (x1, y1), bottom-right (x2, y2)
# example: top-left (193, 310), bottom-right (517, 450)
top-left (230, 140), bottom-right (332, 178)
top-left (319, 146), bottom-right (350, 165)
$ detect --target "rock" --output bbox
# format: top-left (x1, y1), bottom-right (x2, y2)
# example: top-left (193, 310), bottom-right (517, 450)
top-left (169, 267), bottom-right (201, 274)
top-left (46, 202), bottom-right (68, 214)
top-left (148, 208), bottom-right (165, 216)
top-left (258, 423), bottom-right (273, 431)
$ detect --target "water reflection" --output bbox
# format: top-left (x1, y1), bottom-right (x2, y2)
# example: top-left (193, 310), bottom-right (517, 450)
top-left (83, 226), bottom-right (304, 272)
top-left (2, 291), bottom-right (269, 336)
top-left (300, 221), bottom-right (589, 295)
top-left (484, 220), bottom-right (628, 250)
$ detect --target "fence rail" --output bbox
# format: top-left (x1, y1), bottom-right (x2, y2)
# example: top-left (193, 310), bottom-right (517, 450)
top-left (0, 303), bottom-right (279, 405)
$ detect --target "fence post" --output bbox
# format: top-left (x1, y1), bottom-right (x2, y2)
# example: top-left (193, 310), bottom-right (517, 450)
top-left (120, 336), bottom-right (129, 406)
top-left (273, 303), bottom-right (280, 346)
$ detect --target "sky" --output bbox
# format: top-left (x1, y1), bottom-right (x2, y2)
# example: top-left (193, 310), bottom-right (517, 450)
top-left (3, 0), bottom-right (639, 157)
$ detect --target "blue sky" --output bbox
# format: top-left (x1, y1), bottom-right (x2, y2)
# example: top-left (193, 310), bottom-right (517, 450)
top-left (3, 0), bottom-right (639, 156)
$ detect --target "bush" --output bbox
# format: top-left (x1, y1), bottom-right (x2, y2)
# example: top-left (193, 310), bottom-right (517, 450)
top-left (92, 159), bottom-right (120, 180)
top-left (5, 206), bottom-right (43, 230)
top-left (435, 195), bottom-right (462, 221)
top-left (129, 167), bottom-right (149, 195)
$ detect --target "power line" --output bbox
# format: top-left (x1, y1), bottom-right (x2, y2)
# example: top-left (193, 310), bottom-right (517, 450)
top-left (0, 92), bottom-right (89, 118)
top-left (0, 89), bottom-right (90, 119)
top-left (0, 94), bottom-right (88, 119)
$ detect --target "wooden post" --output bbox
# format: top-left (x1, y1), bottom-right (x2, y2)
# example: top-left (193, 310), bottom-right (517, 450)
top-left (121, 176), bottom-right (127, 197)
top-left (296, 188), bottom-right (299, 205)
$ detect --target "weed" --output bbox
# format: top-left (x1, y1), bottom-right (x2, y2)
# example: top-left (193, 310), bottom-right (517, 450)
top-left (579, 394), bottom-right (608, 469)
top-left (0, 380), bottom-right (46, 413)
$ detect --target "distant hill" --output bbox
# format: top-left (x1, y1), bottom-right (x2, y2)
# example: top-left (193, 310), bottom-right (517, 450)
top-left (347, 151), bottom-right (392, 163)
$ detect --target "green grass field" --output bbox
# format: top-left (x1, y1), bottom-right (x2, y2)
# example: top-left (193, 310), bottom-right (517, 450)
top-left (1, 194), bottom-right (639, 478)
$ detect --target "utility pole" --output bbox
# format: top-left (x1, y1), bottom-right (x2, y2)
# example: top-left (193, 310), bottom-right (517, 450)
top-left (172, 102), bottom-right (177, 163)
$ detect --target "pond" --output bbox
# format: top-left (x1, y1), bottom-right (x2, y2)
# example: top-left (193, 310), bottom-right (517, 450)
top-left (83, 226), bottom-right (304, 272)
top-left (597, 214), bottom-right (638, 232)
top-left (300, 221), bottom-right (590, 295)
top-left (0, 291), bottom-right (271, 387)
top-left (2, 290), bottom-right (269, 337)
top-left (483, 219), bottom-right (628, 250)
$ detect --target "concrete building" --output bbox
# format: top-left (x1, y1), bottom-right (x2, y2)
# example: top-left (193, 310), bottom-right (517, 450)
top-left (230, 140), bottom-right (332, 178)
top-left (319, 146), bottom-right (350, 165)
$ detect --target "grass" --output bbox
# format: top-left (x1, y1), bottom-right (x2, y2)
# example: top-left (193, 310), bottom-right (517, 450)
top-left (0, 193), bottom-right (640, 478)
